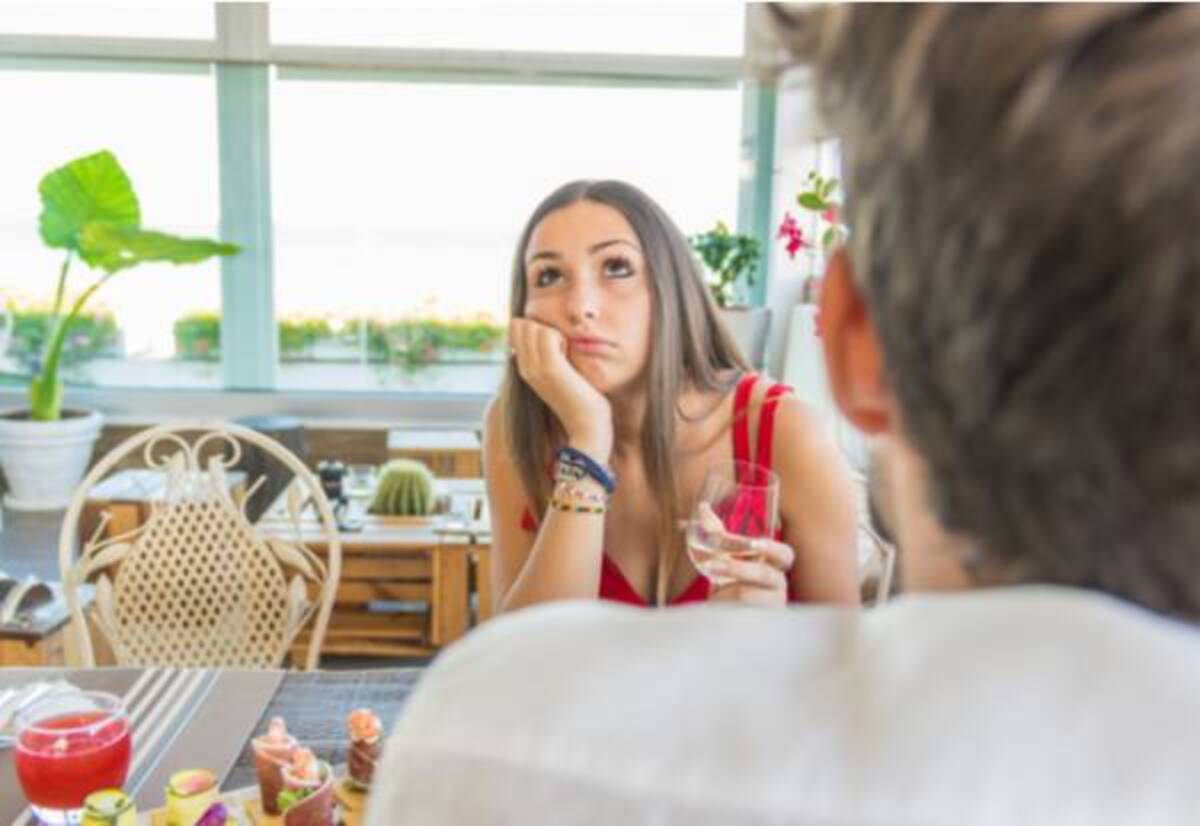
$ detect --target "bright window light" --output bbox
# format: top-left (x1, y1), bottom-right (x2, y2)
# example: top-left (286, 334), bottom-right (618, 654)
top-left (270, 2), bottom-right (745, 56)
top-left (0, 3), bottom-right (214, 39)
top-left (271, 75), bottom-right (742, 392)
top-left (0, 68), bottom-right (222, 389)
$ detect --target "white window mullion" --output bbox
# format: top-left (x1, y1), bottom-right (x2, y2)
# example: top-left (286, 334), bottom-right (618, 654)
top-left (215, 2), bottom-right (276, 389)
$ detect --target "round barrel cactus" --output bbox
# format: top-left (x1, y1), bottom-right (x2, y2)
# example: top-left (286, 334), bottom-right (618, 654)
top-left (369, 458), bottom-right (435, 516)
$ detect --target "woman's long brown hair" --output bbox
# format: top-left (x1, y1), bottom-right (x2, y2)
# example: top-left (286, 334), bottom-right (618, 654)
top-left (498, 180), bottom-right (749, 604)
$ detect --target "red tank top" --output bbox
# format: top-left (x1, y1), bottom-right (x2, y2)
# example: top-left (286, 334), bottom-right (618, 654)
top-left (520, 373), bottom-right (795, 606)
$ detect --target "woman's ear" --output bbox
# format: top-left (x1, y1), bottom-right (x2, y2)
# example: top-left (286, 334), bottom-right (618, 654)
top-left (820, 249), bottom-right (892, 435)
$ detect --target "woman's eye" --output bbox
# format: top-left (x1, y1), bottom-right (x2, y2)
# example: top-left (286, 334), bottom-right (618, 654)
top-left (534, 267), bottom-right (562, 287)
top-left (603, 257), bottom-right (635, 278)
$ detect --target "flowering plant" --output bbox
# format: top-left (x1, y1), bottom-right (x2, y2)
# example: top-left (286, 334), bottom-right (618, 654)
top-left (776, 170), bottom-right (847, 303)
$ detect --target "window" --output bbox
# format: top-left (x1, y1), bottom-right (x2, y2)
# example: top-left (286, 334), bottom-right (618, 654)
top-left (0, 67), bottom-right (223, 389)
top-left (270, 3), bottom-right (744, 55)
top-left (0, 3), bottom-right (764, 403)
top-left (271, 76), bottom-right (742, 392)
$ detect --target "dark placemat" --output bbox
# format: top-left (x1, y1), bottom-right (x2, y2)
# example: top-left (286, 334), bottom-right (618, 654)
top-left (224, 668), bottom-right (423, 789)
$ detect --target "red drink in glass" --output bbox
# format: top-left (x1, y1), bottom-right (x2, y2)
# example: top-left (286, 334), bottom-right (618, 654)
top-left (14, 691), bottom-right (131, 825)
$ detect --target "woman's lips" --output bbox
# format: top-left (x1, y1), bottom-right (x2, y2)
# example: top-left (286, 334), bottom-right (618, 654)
top-left (568, 336), bottom-right (615, 355)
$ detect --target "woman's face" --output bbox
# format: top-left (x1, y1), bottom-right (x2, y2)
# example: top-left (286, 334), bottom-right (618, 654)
top-left (522, 200), bottom-right (654, 395)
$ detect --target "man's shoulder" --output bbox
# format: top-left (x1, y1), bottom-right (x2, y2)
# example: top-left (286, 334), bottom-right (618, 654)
top-left (372, 590), bottom-right (1200, 825)
top-left (427, 586), bottom-right (1197, 682)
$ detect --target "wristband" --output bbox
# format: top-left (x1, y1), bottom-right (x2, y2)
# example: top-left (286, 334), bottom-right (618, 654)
top-left (555, 446), bottom-right (617, 494)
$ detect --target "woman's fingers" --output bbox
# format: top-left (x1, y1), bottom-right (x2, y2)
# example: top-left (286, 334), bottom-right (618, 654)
top-left (708, 557), bottom-right (789, 592)
top-left (746, 537), bottom-right (795, 573)
top-left (709, 534), bottom-right (795, 574)
top-left (709, 582), bottom-right (787, 607)
top-left (510, 319), bottom-right (547, 379)
top-left (534, 321), bottom-right (567, 367)
top-left (705, 541), bottom-right (794, 606)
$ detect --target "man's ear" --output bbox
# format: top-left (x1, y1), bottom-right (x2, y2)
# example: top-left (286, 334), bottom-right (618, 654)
top-left (820, 249), bottom-right (892, 434)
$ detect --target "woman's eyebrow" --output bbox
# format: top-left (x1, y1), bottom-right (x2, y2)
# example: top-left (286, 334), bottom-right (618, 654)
top-left (588, 238), bottom-right (640, 254)
top-left (526, 249), bottom-right (562, 264)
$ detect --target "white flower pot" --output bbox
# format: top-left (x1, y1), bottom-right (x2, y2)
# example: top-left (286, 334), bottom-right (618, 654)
top-left (719, 306), bottom-right (772, 369)
top-left (0, 409), bottom-right (103, 510)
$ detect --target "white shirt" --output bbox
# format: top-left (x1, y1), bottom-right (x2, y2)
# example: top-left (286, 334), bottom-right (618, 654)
top-left (366, 586), bottom-right (1200, 825)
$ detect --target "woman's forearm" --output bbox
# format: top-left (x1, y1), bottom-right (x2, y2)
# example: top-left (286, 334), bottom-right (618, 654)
top-left (500, 509), bottom-right (606, 611)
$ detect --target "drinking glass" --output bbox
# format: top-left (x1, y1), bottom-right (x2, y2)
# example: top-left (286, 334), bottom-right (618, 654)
top-left (344, 463), bottom-right (377, 518)
top-left (686, 460), bottom-right (780, 587)
top-left (15, 691), bottom-right (131, 825)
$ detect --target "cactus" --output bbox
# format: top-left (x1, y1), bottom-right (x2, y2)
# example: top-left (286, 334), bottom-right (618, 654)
top-left (369, 459), bottom-right (435, 516)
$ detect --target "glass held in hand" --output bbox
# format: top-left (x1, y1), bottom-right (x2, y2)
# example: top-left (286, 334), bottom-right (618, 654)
top-left (686, 460), bottom-right (780, 587)
top-left (14, 690), bottom-right (131, 825)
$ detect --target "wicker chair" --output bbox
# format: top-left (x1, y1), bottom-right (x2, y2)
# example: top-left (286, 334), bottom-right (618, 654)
top-left (58, 422), bottom-right (341, 670)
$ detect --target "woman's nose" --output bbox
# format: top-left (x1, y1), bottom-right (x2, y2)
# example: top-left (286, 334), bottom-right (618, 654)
top-left (565, 279), bottom-right (600, 323)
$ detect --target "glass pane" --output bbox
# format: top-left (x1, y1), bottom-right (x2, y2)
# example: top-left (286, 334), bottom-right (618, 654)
top-left (0, 3), bottom-right (213, 39)
top-left (271, 75), bottom-right (742, 393)
top-left (271, 2), bottom-right (744, 56)
top-left (0, 67), bottom-right (223, 390)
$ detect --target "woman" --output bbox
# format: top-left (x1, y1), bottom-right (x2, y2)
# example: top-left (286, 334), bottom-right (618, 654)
top-left (485, 179), bottom-right (859, 610)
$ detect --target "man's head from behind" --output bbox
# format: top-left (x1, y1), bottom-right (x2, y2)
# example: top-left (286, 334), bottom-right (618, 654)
top-left (775, 4), bottom-right (1200, 617)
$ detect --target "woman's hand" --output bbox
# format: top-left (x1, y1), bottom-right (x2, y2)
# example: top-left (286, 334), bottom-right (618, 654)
top-left (706, 534), bottom-right (796, 608)
top-left (509, 318), bottom-right (613, 460)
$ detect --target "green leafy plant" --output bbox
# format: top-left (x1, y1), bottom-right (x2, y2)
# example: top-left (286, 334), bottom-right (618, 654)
top-left (279, 315), bottom-right (333, 359)
top-left (370, 458), bottom-right (435, 516)
top-left (173, 311), bottom-right (221, 361)
top-left (8, 302), bottom-right (121, 370)
top-left (688, 221), bottom-right (762, 309)
top-left (32, 150), bottom-right (240, 420)
top-left (343, 317), bottom-right (505, 368)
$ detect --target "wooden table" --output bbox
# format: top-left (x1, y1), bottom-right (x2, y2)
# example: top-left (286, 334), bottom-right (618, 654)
top-left (0, 666), bottom-right (421, 824)
top-left (258, 482), bottom-right (492, 660)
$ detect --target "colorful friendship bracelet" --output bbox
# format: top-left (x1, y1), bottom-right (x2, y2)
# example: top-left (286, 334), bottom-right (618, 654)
top-left (553, 480), bottom-right (610, 506)
top-left (549, 497), bottom-right (607, 514)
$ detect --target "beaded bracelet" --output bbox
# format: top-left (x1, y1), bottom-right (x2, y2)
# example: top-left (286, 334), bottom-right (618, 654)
top-left (553, 480), bottom-right (609, 506)
top-left (549, 497), bottom-right (607, 514)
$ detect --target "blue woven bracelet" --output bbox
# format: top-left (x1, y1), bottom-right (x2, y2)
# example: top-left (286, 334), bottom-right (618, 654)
top-left (556, 446), bottom-right (617, 494)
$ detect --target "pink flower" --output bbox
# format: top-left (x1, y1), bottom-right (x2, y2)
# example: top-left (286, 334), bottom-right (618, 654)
top-left (822, 205), bottom-right (840, 225)
top-left (776, 212), bottom-right (810, 259)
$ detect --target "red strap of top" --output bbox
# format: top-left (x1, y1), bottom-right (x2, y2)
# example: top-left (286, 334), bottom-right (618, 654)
top-left (733, 373), bottom-right (791, 469)
top-left (756, 383), bottom-right (790, 470)
top-left (732, 373), bottom-right (758, 465)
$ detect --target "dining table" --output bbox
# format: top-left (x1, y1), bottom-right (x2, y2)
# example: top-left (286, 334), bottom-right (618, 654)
top-left (0, 666), bottom-right (422, 825)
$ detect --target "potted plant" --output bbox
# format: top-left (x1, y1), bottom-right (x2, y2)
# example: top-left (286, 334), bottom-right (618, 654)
top-left (0, 150), bottom-right (239, 509)
top-left (688, 221), bottom-right (770, 366)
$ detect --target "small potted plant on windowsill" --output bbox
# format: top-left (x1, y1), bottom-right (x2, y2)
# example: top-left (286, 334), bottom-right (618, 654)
top-left (0, 150), bottom-right (240, 510)
top-left (688, 221), bottom-right (770, 367)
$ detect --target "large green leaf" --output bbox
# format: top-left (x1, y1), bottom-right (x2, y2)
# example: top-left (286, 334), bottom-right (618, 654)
top-left (79, 222), bottom-right (241, 274)
top-left (38, 151), bottom-right (140, 253)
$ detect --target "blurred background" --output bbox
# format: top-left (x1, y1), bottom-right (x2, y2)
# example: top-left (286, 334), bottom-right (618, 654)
top-left (0, 1), bottom-right (848, 447)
